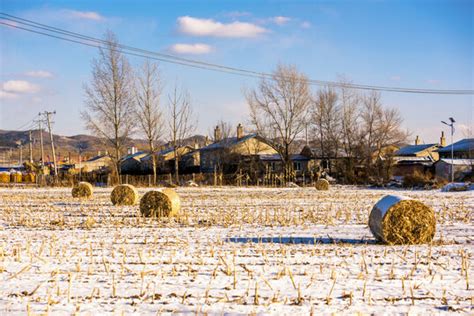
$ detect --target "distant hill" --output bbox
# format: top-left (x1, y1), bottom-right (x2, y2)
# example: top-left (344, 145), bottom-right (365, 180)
top-left (0, 129), bottom-right (208, 164)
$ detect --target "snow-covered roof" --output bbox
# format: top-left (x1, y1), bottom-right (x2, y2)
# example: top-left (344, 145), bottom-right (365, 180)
top-left (120, 151), bottom-right (148, 161)
top-left (437, 138), bottom-right (474, 153)
top-left (437, 158), bottom-right (474, 165)
top-left (394, 143), bottom-right (438, 156)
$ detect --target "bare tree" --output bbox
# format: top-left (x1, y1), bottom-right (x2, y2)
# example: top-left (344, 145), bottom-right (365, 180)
top-left (246, 64), bottom-right (311, 179)
top-left (82, 31), bottom-right (135, 182)
top-left (338, 81), bottom-right (362, 182)
top-left (310, 87), bottom-right (341, 162)
top-left (360, 91), bottom-right (407, 181)
top-left (167, 84), bottom-right (197, 184)
top-left (134, 60), bottom-right (163, 184)
top-left (208, 120), bottom-right (234, 142)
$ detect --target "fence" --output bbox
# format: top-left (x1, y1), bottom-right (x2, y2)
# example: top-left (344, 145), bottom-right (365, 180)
top-left (32, 171), bottom-right (319, 188)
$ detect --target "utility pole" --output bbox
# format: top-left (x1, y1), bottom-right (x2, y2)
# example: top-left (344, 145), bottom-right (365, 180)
top-left (36, 114), bottom-right (45, 167)
top-left (42, 111), bottom-right (58, 176)
top-left (28, 130), bottom-right (33, 163)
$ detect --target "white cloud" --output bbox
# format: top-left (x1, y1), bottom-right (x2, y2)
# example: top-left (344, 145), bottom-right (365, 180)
top-left (25, 70), bottom-right (54, 78)
top-left (271, 16), bottom-right (291, 25)
top-left (2, 80), bottom-right (40, 94)
top-left (65, 10), bottom-right (104, 21)
top-left (390, 75), bottom-right (401, 81)
top-left (300, 21), bottom-right (311, 29)
top-left (177, 16), bottom-right (267, 38)
top-left (170, 43), bottom-right (213, 55)
top-left (0, 90), bottom-right (17, 99)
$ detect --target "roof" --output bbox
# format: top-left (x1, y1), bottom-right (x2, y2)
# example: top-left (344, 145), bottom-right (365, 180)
top-left (86, 154), bottom-right (110, 162)
top-left (200, 134), bottom-right (260, 151)
top-left (437, 158), bottom-right (474, 166)
top-left (120, 151), bottom-right (148, 161)
top-left (394, 143), bottom-right (438, 156)
top-left (437, 138), bottom-right (474, 153)
top-left (260, 154), bottom-right (310, 161)
top-left (301, 146), bottom-right (351, 158)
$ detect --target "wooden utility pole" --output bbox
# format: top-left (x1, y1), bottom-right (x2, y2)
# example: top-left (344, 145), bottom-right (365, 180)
top-left (43, 111), bottom-right (58, 176)
top-left (28, 130), bottom-right (33, 163)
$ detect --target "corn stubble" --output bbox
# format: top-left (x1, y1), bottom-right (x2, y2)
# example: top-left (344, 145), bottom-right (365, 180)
top-left (0, 186), bottom-right (472, 314)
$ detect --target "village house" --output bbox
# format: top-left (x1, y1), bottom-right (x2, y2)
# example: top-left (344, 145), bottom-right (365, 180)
top-left (120, 147), bottom-right (148, 174)
top-left (140, 145), bottom-right (195, 174)
top-left (434, 138), bottom-right (473, 181)
top-left (199, 124), bottom-right (277, 173)
top-left (67, 152), bottom-right (112, 173)
top-left (393, 133), bottom-right (445, 177)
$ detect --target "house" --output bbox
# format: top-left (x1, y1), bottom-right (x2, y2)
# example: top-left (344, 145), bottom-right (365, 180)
top-left (68, 153), bottom-right (112, 173)
top-left (120, 150), bottom-right (148, 174)
top-left (434, 138), bottom-right (474, 181)
top-left (299, 145), bottom-right (352, 172)
top-left (260, 153), bottom-right (312, 174)
top-left (436, 138), bottom-right (474, 159)
top-left (435, 159), bottom-right (474, 181)
top-left (180, 149), bottom-right (201, 173)
top-left (140, 146), bottom-right (195, 174)
top-left (199, 124), bottom-right (277, 173)
top-left (392, 133), bottom-right (445, 177)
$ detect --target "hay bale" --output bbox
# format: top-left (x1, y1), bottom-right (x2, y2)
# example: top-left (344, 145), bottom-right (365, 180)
top-left (10, 172), bottom-right (22, 183)
top-left (22, 173), bottom-right (36, 183)
top-left (0, 172), bottom-right (10, 183)
top-left (369, 195), bottom-right (436, 245)
top-left (111, 184), bottom-right (139, 205)
top-left (72, 182), bottom-right (93, 198)
top-left (139, 188), bottom-right (180, 218)
top-left (315, 178), bottom-right (329, 190)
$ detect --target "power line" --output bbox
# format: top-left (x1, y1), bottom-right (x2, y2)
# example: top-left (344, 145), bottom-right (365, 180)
top-left (1, 12), bottom-right (473, 95)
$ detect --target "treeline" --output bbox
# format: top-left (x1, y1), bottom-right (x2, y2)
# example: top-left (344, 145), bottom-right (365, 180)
top-left (83, 32), bottom-right (407, 184)
top-left (246, 65), bottom-right (408, 183)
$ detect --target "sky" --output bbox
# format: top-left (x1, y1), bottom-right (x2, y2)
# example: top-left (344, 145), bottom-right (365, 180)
top-left (0, 0), bottom-right (473, 144)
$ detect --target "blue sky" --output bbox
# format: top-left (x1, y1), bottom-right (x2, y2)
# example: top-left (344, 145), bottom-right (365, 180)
top-left (1, 0), bottom-right (472, 143)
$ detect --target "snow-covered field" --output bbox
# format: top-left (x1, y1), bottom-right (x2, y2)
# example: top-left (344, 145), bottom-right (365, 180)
top-left (0, 186), bottom-right (472, 315)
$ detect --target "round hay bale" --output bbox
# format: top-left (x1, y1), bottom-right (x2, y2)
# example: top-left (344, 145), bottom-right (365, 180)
top-left (0, 172), bottom-right (10, 183)
top-left (111, 184), bottom-right (139, 205)
top-left (22, 173), bottom-right (36, 183)
top-left (11, 172), bottom-right (22, 183)
top-left (315, 178), bottom-right (329, 190)
top-left (72, 181), bottom-right (93, 198)
top-left (369, 195), bottom-right (436, 245)
top-left (139, 188), bottom-right (180, 218)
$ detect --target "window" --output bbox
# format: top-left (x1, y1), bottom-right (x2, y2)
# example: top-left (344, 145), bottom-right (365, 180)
top-left (293, 161), bottom-right (302, 171)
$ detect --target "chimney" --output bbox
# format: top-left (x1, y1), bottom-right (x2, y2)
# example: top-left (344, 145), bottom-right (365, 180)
top-left (214, 125), bottom-right (221, 141)
top-left (415, 135), bottom-right (421, 145)
top-left (440, 131), bottom-right (446, 147)
top-left (237, 123), bottom-right (244, 139)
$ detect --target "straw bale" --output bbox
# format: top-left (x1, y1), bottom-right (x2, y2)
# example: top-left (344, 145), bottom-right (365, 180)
top-left (369, 195), bottom-right (436, 245)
